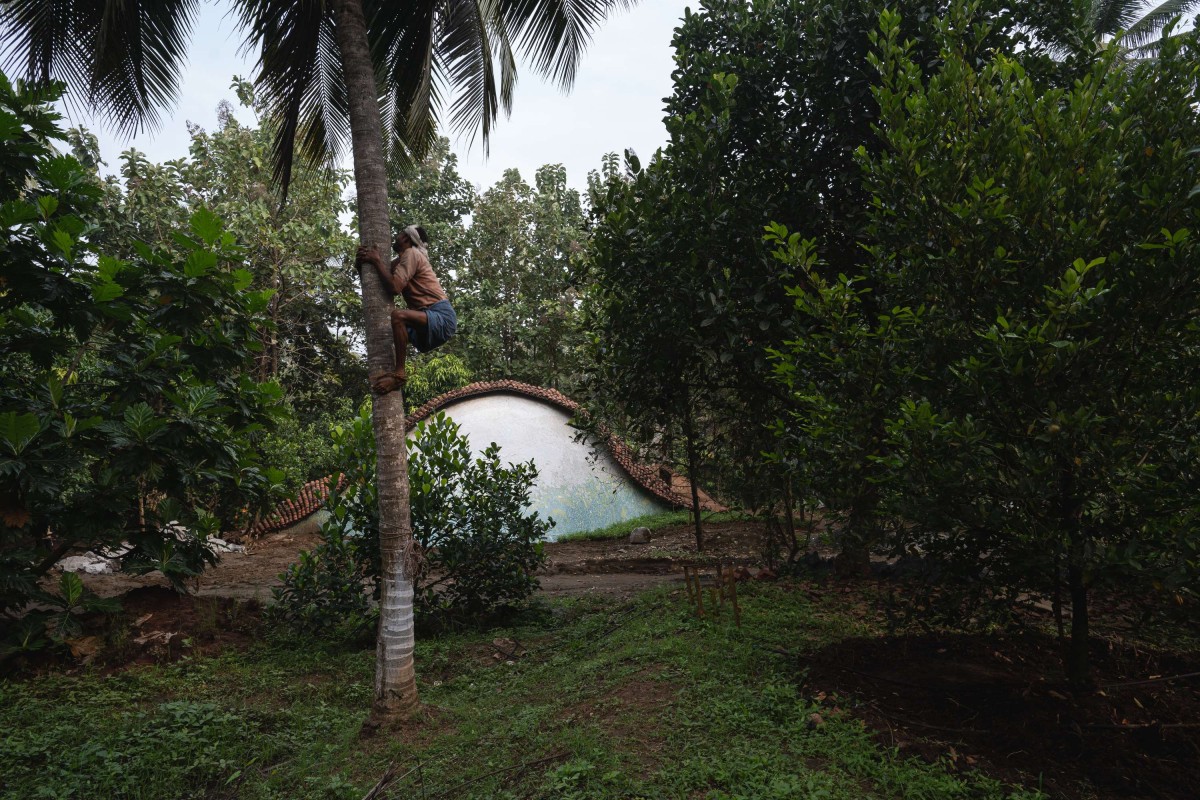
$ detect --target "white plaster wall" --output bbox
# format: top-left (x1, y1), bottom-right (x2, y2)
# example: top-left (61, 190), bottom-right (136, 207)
top-left (408, 395), bottom-right (669, 539)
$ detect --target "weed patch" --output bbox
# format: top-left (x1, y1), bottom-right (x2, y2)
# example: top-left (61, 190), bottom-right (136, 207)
top-left (556, 511), bottom-right (751, 543)
top-left (1, 582), bottom-right (1043, 799)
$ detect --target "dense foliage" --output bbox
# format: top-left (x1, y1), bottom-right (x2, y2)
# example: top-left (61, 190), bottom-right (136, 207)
top-left (770, 6), bottom-right (1200, 683)
top-left (877, 9), bottom-right (1199, 683)
top-left (270, 408), bottom-right (551, 636)
top-left (78, 82), bottom-right (364, 489)
top-left (0, 75), bottom-right (285, 632)
top-left (402, 352), bottom-right (473, 410)
top-left (581, 0), bottom-right (1200, 685)
top-left (455, 165), bottom-right (590, 390)
top-left (583, 0), bottom-right (1064, 545)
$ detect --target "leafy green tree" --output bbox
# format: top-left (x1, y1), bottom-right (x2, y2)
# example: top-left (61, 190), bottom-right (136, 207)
top-left (766, 228), bottom-right (923, 573)
top-left (73, 87), bottom-right (363, 491)
top-left (404, 353), bottom-right (473, 411)
top-left (586, 0), bottom-right (1068, 561)
top-left (0, 75), bottom-right (285, 630)
top-left (456, 165), bottom-right (589, 388)
top-left (2, 0), bottom-right (633, 723)
top-left (526, 164), bottom-right (590, 389)
top-left (584, 148), bottom-right (724, 551)
top-left (661, 0), bottom-right (1062, 316)
top-left (180, 80), bottom-right (360, 395)
top-left (857, 8), bottom-right (1200, 686)
top-left (87, 80), bottom-right (365, 472)
top-left (409, 413), bottom-right (551, 617)
top-left (94, 150), bottom-right (191, 251)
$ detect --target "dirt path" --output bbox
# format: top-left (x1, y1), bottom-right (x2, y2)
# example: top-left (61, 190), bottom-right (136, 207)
top-left (73, 521), bottom-right (767, 602)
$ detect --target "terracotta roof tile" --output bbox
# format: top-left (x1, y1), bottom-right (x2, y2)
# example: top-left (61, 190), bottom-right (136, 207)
top-left (247, 474), bottom-right (345, 536)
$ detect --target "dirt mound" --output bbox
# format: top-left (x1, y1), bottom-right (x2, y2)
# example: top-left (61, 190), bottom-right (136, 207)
top-left (803, 631), bottom-right (1200, 799)
top-left (94, 587), bottom-right (264, 668)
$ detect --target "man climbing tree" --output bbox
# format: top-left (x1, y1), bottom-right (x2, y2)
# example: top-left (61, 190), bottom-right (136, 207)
top-left (357, 224), bottom-right (457, 395)
top-left (1, 0), bottom-right (634, 726)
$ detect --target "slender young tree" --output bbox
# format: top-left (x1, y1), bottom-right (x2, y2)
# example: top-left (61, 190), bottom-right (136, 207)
top-left (0, 0), bottom-right (631, 724)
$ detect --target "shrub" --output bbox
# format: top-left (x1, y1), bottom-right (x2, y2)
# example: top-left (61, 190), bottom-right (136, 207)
top-left (403, 352), bottom-right (472, 411)
top-left (257, 396), bottom-right (357, 493)
top-left (269, 407), bottom-right (551, 638)
top-left (409, 413), bottom-right (552, 617)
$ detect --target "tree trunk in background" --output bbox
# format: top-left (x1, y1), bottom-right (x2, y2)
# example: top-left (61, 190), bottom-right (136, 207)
top-left (681, 399), bottom-right (704, 552)
top-left (837, 483), bottom-right (875, 577)
top-left (1067, 540), bottom-right (1092, 690)
top-left (1059, 464), bottom-right (1092, 690)
top-left (330, 0), bottom-right (419, 722)
top-left (782, 479), bottom-right (799, 562)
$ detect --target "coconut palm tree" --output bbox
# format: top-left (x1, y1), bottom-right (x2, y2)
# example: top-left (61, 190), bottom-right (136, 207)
top-left (0, 0), bottom-right (631, 724)
top-left (1088, 0), bottom-right (1199, 56)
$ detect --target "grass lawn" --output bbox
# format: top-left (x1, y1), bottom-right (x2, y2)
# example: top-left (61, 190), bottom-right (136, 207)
top-left (0, 580), bottom-right (1041, 800)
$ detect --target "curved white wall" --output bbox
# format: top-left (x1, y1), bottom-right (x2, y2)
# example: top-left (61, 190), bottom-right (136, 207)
top-left (409, 394), bottom-right (669, 538)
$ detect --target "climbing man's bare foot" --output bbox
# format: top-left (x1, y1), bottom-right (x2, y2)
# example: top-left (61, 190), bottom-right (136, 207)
top-left (370, 369), bottom-right (406, 396)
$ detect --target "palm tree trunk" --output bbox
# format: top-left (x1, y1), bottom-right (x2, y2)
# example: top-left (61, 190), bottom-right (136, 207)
top-left (330, 0), bottom-right (419, 722)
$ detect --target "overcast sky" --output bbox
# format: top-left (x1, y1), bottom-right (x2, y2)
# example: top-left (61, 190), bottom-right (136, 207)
top-left (61, 1), bottom-right (693, 195)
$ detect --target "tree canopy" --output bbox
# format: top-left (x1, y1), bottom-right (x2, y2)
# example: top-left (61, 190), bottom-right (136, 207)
top-left (0, 74), bottom-right (285, 622)
top-left (769, 4), bottom-right (1200, 684)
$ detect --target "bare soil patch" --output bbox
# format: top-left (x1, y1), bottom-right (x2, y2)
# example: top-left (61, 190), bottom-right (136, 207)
top-left (70, 520), bottom-right (765, 603)
top-left (803, 629), bottom-right (1200, 800)
top-left (543, 521), bottom-right (763, 575)
top-left (538, 521), bottom-right (764, 599)
top-left (65, 586), bottom-right (265, 670)
top-left (76, 529), bottom-right (325, 602)
top-left (37, 521), bottom-right (758, 672)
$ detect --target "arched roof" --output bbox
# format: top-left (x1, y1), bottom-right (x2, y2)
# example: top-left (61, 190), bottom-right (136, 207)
top-left (406, 379), bottom-right (705, 509)
top-left (249, 380), bottom-right (721, 536)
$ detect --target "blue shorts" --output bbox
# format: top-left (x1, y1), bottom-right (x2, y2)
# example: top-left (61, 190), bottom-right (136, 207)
top-left (409, 299), bottom-right (457, 353)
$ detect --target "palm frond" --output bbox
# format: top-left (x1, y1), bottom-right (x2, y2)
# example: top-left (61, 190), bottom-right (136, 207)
top-left (392, 0), bottom-right (629, 159)
top-left (439, 0), bottom-right (516, 150)
top-left (0, 0), bottom-right (200, 135)
top-left (2, 0), bottom-right (637, 201)
top-left (500, 0), bottom-right (633, 89)
top-left (368, 0), bottom-right (439, 169)
top-left (1120, 0), bottom-right (1200, 49)
top-left (1088, 0), bottom-right (1145, 38)
top-left (233, 0), bottom-right (350, 204)
top-left (0, 0), bottom-right (94, 94)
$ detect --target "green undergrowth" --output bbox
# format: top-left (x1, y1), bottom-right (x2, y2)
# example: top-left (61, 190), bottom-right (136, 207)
top-left (0, 584), bottom-right (1043, 800)
top-left (555, 510), bottom-right (752, 543)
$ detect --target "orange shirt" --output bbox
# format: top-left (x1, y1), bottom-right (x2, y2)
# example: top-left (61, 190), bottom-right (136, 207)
top-left (391, 248), bottom-right (448, 310)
